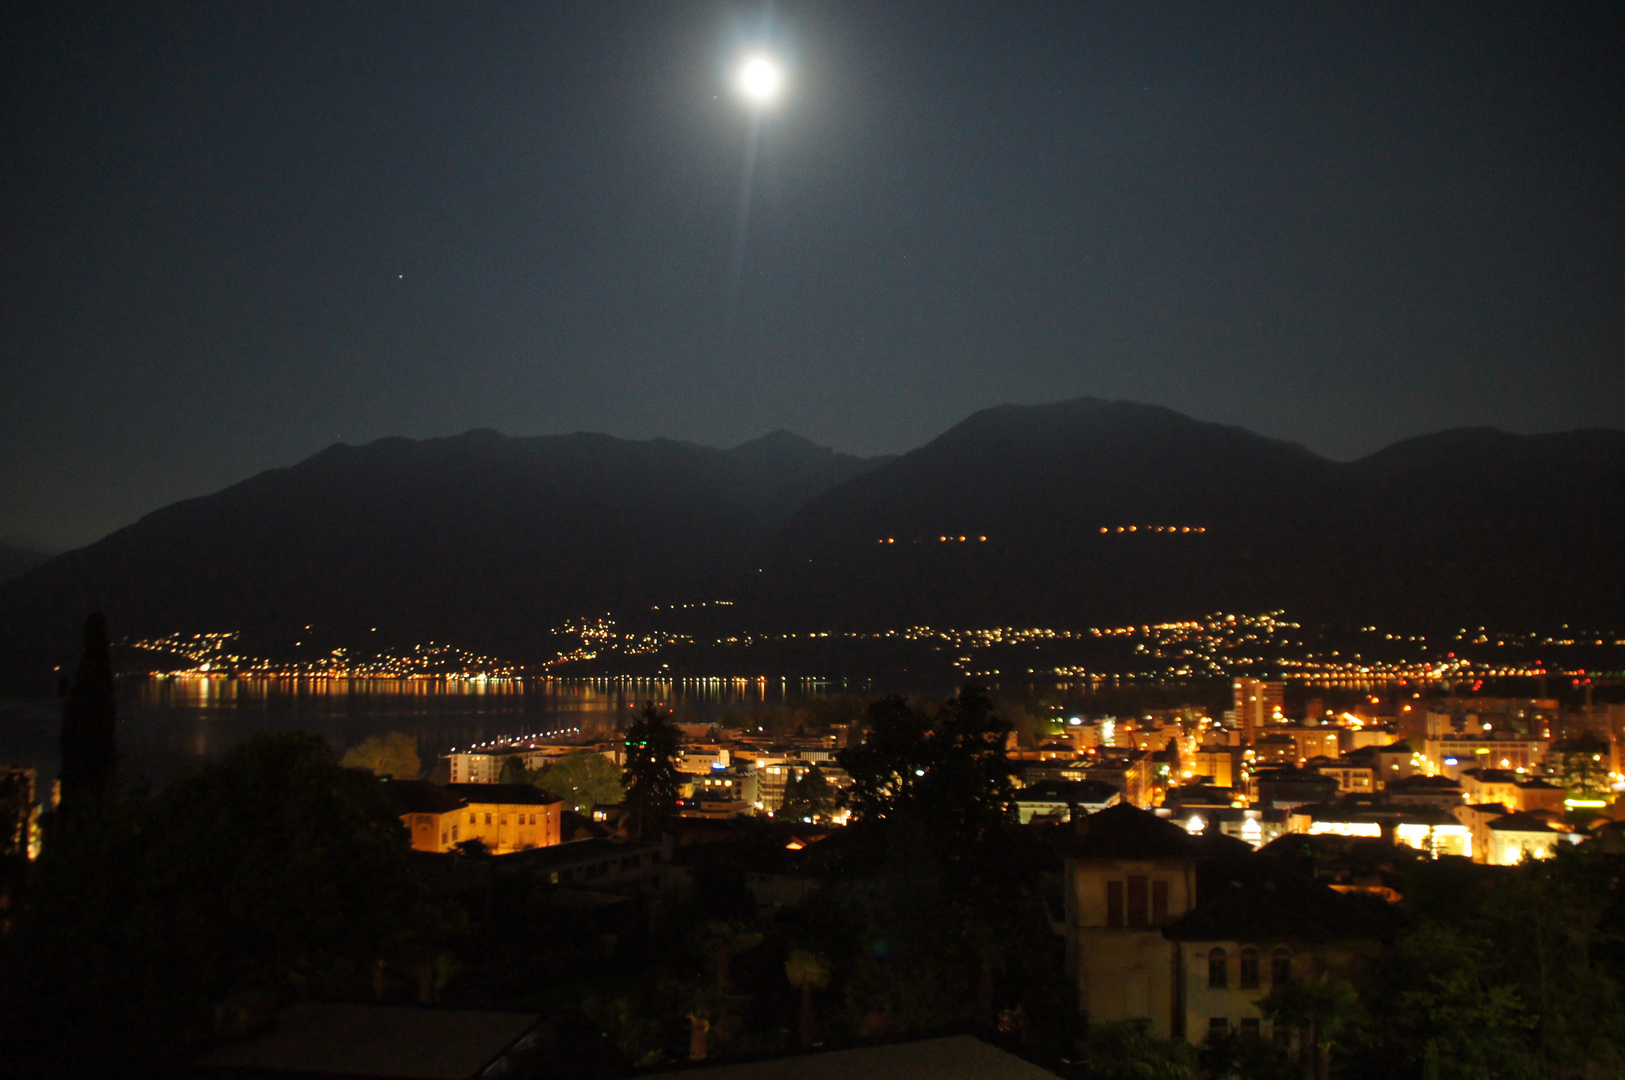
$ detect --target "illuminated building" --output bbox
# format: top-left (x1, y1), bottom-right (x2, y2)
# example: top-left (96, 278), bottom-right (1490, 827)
top-left (373, 781), bottom-right (570, 854)
top-left (1251, 767), bottom-right (1339, 810)
top-left (1231, 679), bottom-right (1283, 745)
top-left (448, 752), bottom-right (504, 784)
top-left (1393, 810), bottom-right (1472, 858)
top-left (1385, 775), bottom-right (1465, 809)
top-left (1187, 747), bottom-right (1242, 789)
top-left (1063, 803), bottom-right (1395, 1043)
top-left (1015, 780), bottom-right (1121, 823)
top-left (384, 779), bottom-right (470, 851)
top-left (1485, 812), bottom-right (1566, 865)
top-left (1458, 767), bottom-right (1521, 807)
top-left (1423, 734), bottom-right (1547, 779)
top-left (1307, 756), bottom-right (1376, 795)
top-left (692, 765), bottom-right (760, 807)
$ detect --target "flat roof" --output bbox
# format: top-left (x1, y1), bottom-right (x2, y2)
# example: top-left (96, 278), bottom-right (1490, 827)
top-left (643, 1036), bottom-right (1058, 1080)
top-left (195, 1001), bottom-right (538, 1080)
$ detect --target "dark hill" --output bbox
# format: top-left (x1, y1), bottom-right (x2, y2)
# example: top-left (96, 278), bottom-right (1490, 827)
top-left (3, 399), bottom-right (1622, 687)
top-left (743, 399), bottom-right (1625, 632)
top-left (0, 544), bottom-right (49, 586)
top-left (0, 429), bottom-right (879, 687)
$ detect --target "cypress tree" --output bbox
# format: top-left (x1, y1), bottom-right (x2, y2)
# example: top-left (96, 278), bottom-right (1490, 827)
top-left (58, 612), bottom-right (118, 817)
top-left (622, 701), bottom-right (681, 840)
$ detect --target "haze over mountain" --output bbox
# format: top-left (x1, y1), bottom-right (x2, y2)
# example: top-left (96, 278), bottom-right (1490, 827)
top-left (1, 398), bottom-right (1622, 688)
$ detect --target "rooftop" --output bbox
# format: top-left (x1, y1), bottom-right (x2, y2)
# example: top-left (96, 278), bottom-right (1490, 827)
top-left (195, 1001), bottom-right (537, 1079)
top-left (643, 1036), bottom-right (1059, 1080)
top-left (442, 783), bottom-right (565, 807)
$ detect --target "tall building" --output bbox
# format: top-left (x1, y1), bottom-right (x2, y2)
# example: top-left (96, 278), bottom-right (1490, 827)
top-left (1231, 679), bottom-right (1283, 745)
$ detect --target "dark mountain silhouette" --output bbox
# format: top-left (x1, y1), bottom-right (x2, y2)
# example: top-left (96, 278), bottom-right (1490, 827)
top-left (743, 400), bottom-right (1625, 633)
top-left (0, 429), bottom-right (879, 687)
top-left (1, 399), bottom-right (1622, 688)
top-left (0, 544), bottom-right (48, 585)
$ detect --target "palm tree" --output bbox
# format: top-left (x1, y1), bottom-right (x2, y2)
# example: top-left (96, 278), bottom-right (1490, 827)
top-left (1259, 972), bottom-right (1359, 1080)
top-left (785, 948), bottom-right (831, 1048)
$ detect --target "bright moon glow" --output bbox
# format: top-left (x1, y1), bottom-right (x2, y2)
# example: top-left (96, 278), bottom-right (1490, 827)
top-left (736, 55), bottom-right (783, 104)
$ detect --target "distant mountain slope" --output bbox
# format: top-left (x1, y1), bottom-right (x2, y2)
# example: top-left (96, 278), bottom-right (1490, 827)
top-left (0, 544), bottom-right (49, 585)
top-left (0, 429), bottom-right (879, 686)
top-left (744, 399), bottom-right (1625, 632)
top-left (2, 400), bottom-right (1622, 690)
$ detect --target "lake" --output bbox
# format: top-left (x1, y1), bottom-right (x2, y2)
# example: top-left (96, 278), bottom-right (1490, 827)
top-left (0, 674), bottom-right (840, 790)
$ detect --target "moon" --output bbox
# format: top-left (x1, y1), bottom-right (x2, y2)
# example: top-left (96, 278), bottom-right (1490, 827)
top-left (736, 55), bottom-right (784, 106)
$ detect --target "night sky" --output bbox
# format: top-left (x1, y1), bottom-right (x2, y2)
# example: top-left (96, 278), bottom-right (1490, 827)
top-left (3, 2), bottom-right (1622, 551)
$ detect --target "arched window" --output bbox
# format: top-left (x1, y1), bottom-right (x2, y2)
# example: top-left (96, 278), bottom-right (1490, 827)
top-left (1271, 947), bottom-right (1292, 985)
top-left (1240, 948), bottom-right (1260, 989)
top-left (1208, 948), bottom-right (1228, 989)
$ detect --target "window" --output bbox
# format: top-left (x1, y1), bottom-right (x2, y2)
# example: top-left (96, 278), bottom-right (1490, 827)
top-left (485, 813), bottom-right (493, 825)
top-left (1207, 1018), bottom-right (1228, 1039)
top-left (1271, 948), bottom-right (1291, 985)
top-left (1240, 948), bottom-right (1260, 989)
top-left (1127, 876), bottom-right (1149, 927)
top-left (1106, 881), bottom-right (1124, 928)
top-left (499, 816), bottom-right (507, 826)
top-left (1152, 879), bottom-right (1169, 924)
top-left (452, 825), bottom-right (459, 840)
top-left (1208, 948), bottom-right (1229, 989)
top-left (468, 813), bottom-right (476, 825)
top-left (1273, 1025), bottom-right (1290, 1048)
top-left (1240, 1018), bottom-right (1260, 1038)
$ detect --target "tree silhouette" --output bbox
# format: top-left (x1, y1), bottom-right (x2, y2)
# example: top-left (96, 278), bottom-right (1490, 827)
top-left (780, 765), bottom-right (836, 822)
top-left (534, 749), bottom-right (625, 813)
top-left (339, 732), bottom-right (422, 779)
top-left (837, 685), bottom-right (1014, 836)
top-left (58, 612), bottom-right (117, 819)
top-left (1259, 973), bottom-right (1360, 1080)
top-left (622, 702), bottom-right (681, 840)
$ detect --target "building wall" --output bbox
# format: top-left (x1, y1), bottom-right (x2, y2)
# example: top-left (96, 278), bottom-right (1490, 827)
top-left (1190, 749), bottom-right (1238, 789)
top-left (448, 753), bottom-right (501, 784)
top-left (402, 810), bottom-right (461, 852)
top-left (1179, 940), bottom-right (1376, 1045)
top-left (1066, 856), bottom-right (1197, 1038)
top-left (1489, 829), bottom-right (1559, 866)
top-left (456, 799), bottom-right (562, 853)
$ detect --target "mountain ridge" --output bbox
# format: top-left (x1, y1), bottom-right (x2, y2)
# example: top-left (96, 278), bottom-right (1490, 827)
top-left (1, 399), bottom-right (1622, 688)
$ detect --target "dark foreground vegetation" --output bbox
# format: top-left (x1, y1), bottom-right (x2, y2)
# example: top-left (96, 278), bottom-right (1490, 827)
top-left (5, 688), bottom-right (1625, 1079)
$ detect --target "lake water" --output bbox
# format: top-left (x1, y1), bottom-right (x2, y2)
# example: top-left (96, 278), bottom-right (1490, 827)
top-left (0, 674), bottom-right (839, 790)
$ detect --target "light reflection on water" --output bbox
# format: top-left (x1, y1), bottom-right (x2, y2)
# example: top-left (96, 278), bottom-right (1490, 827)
top-left (1, 674), bottom-right (836, 789)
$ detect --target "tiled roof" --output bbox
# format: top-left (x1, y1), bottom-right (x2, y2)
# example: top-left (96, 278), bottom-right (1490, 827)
top-left (444, 783), bottom-right (565, 806)
top-left (381, 779), bottom-right (467, 815)
top-left (1163, 874), bottom-right (1397, 943)
top-left (1489, 812), bottom-right (1560, 833)
top-left (1067, 802), bottom-right (1197, 859)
